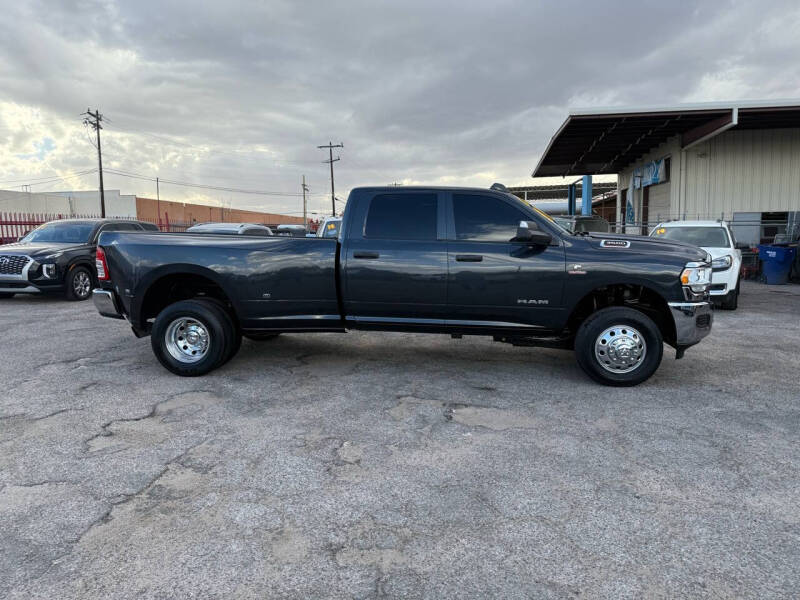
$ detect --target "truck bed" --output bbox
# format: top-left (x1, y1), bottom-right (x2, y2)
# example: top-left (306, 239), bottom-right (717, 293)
top-left (99, 232), bottom-right (341, 332)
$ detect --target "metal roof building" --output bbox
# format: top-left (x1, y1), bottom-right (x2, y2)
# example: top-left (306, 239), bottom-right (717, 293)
top-left (507, 181), bottom-right (616, 202)
top-left (532, 100), bottom-right (800, 244)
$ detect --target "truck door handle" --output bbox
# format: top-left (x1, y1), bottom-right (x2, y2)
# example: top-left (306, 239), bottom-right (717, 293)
top-left (354, 251), bottom-right (380, 259)
top-left (455, 254), bottom-right (483, 262)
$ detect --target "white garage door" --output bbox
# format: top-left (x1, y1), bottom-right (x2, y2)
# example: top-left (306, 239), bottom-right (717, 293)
top-left (648, 183), bottom-right (671, 225)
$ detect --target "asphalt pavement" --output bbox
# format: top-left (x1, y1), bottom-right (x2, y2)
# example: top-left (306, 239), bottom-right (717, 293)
top-left (1, 281), bottom-right (799, 599)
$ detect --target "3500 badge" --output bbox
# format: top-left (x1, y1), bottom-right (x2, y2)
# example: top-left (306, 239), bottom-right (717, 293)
top-left (599, 239), bottom-right (631, 248)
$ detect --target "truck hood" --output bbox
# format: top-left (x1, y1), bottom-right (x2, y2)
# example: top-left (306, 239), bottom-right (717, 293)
top-left (0, 241), bottom-right (90, 258)
top-left (582, 232), bottom-right (710, 263)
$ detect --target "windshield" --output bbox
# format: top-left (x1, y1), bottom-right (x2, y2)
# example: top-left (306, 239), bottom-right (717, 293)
top-left (651, 226), bottom-right (730, 247)
top-left (553, 217), bottom-right (571, 230)
top-left (21, 222), bottom-right (94, 244)
top-left (318, 220), bottom-right (341, 238)
top-left (530, 206), bottom-right (572, 235)
top-left (576, 219), bottom-right (610, 233)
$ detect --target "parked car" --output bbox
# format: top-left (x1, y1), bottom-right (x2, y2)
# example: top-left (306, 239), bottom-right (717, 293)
top-left (274, 224), bottom-right (308, 237)
top-left (316, 216), bottom-right (342, 239)
top-left (650, 220), bottom-right (741, 310)
top-left (553, 215), bottom-right (611, 234)
top-left (0, 218), bottom-right (158, 301)
top-left (186, 222), bottom-right (274, 236)
top-left (93, 185), bottom-right (714, 386)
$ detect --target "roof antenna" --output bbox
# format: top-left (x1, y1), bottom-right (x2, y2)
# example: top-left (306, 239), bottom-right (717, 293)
top-left (490, 183), bottom-right (508, 192)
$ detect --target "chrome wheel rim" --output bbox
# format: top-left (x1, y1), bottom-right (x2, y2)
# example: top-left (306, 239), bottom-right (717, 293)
top-left (165, 317), bottom-right (211, 363)
top-left (594, 324), bottom-right (646, 374)
top-left (74, 271), bottom-right (91, 298)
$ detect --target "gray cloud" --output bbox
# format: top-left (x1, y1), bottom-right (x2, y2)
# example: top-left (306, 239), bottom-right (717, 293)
top-left (1, 0), bottom-right (799, 215)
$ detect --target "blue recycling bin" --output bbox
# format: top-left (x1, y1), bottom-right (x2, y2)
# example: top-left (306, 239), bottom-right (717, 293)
top-left (758, 244), bottom-right (797, 284)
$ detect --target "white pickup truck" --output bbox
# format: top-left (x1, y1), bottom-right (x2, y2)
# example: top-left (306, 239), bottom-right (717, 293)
top-left (650, 220), bottom-right (742, 310)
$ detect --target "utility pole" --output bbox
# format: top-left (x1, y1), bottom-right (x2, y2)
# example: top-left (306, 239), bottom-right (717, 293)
top-left (82, 108), bottom-right (106, 217)
top-left (156, 177), bottom-right (161, 230)
top-left (301, 175), bottom-right (309, 227)
top-left (317, 141), bottom-right (343, 216)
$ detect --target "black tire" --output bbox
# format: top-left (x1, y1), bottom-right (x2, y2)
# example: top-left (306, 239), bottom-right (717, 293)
top-left (65, 266), bottom-right (93, 301)
top-left (243, 333), bottom-right (281, 341)
top-left (150, 299), bottom-right (233, 376)
top-left (719, 281), bottom-right (739, 310)
top-left (194, 298), bottom-right (242, 365)
top-left (0, 293), bottom-right (14, 299)
top-left (574, 306), bottom-right (663, 387)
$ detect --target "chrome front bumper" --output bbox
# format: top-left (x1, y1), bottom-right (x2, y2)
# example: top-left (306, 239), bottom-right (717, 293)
top-left (93, 288), bottom-right (125, 319)
top-left (668, 301), bottom-right (713, 347)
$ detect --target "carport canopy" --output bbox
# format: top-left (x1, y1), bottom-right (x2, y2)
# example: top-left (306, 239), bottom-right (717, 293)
top-left (532, 99), bottom-right (800, 178)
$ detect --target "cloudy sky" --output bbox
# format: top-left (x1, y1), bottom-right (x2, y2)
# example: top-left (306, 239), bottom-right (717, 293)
top-left (1, 0), bottom-right (799, 217)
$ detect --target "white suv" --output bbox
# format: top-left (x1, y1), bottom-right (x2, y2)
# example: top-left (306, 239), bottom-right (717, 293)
top-left (650, 220), bottom-right (742, 310)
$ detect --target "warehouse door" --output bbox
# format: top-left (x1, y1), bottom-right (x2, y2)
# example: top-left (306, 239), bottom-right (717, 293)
top-left (642, 184), bottom-right (670, 234)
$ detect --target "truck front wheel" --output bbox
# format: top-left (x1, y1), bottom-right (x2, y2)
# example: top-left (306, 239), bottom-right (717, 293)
top-left (151, 300), bottom-right (233, 376)
top-left (574, 306), bottom-right (663, 387)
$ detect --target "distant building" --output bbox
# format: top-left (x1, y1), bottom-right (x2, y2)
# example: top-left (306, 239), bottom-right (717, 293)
top-left (507, 182), bottom-right (617, 216)
top-left (0, 188), bottom-right (304, 226)
top-left (0, 189), bottom-right (136, 217)
top-left (135, 197), bottom-right (304, 227)
top-left (532, 100), bottom-right (800, 244)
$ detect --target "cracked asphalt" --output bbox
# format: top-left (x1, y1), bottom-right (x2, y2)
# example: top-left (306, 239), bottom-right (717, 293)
top-left (1, 281), bottom-right (799, 599)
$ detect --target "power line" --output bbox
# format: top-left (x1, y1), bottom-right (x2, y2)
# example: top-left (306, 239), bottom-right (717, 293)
top-left (318, 141), bottom-right (343, 216)
top-left (82, 108), bottom-right (106, 217)
top-left (27, 169), bottom-right (99, 188)
top-left (104, 167), bottom-right (322, 198)
top-left (0, 168), bottom-right (97, 187)
top-left (104, 118), bottom-right (324, 167)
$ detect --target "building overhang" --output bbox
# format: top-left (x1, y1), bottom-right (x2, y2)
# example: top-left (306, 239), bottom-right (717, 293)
top-left (532, 99), bottom-right (800, 178)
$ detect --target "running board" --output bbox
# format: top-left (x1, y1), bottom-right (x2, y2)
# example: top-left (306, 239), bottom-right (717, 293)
top-left (492, 334), bottom-right (573, 349)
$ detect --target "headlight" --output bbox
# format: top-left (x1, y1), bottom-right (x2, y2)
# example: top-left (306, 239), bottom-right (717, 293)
top-left (42, 263), bottom-right (57, 278)
top-left (680, 263), bottom-right (712, 292)
top-left (711, 255), bottom-right (732, 270)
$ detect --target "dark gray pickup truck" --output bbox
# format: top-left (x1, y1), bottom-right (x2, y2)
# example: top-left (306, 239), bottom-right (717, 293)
top-left (93, 186), bottom-right (713, 385)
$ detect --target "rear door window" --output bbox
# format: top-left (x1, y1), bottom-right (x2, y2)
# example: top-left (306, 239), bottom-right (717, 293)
top-left (365, 193), bottom-right (437, 240)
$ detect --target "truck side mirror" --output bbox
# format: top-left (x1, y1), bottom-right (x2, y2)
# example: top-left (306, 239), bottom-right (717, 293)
top-left (513, 221), bottom-right (552, 246)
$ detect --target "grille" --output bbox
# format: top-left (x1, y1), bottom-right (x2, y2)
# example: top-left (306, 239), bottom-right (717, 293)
top-left (0, 255), bottom-right (28, 275)
top-left (696, 314), bottom-right (711, 328)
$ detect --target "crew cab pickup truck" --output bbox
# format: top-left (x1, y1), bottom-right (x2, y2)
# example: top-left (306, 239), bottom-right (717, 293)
top-left (93, 186), bottom-right (714, 386)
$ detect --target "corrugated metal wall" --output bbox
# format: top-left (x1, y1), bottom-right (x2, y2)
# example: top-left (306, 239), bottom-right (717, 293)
top-left (683, 128), bottom-right (800, 218)
top-left (618, 128), bottom-right (800, 224)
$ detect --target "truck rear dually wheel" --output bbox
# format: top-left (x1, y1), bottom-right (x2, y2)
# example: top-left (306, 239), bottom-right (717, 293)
top-left (151, 300), bottom-right (233, 376)
top-left (193, 298), bottom-right (242, 365)
top-left (574, 306), bottom-right (663, 386)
